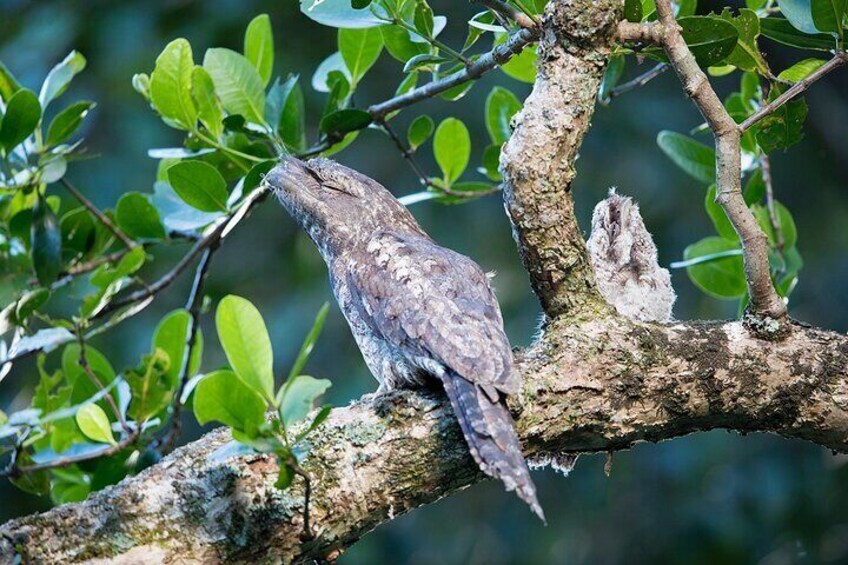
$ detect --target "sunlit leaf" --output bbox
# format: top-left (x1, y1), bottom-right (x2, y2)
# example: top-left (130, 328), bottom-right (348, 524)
top-left (39, 51), bottom-right (87, 109)
top-left (244, 14), bottom-right (275, 87)
top-left (434, 117), bottom-right (470, 185)
top-left (150, 39), bottom-right (197, 130)
top-left (203, 48), bottom-right (266, 125)
top-left (75, 404), bottom-right (117, 446)
top-left (193, 369), bottom-right (267, 436)
top-left (216, 295), bottom-right (275, 403)
top-left (167, 160), bottom-right (229, 212)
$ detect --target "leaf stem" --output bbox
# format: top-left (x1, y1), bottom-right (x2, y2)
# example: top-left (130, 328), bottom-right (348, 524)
top-left (59, 178), bottom-right (137, 250)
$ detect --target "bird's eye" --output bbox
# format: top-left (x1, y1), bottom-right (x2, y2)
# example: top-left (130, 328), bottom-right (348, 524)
top-left (321, 181), bottom-right (354, 196)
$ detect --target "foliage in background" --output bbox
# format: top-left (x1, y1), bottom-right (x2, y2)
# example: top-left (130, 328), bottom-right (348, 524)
top-left (0, 0), bottom-right (844, 518)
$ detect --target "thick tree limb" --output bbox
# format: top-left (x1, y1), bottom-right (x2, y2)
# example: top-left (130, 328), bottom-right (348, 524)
top-left (2, 315), bottom-right (846, 564)
top-left (500, 0), bottom-right (621, 318)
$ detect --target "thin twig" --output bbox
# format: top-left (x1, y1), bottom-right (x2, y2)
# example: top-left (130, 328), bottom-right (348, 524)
top-left (740, 52), bottom-right (847, 133)
top-left (760, 154), bottom-right (784, 252)
top-left (653, 0), bottom-right (786, 320)
top-left (369, 27), bottom-right (538, 120)
top-left (0, 428), bottom-right (140, 477)
top-left (158, 243), bottom-right (218, 454)
top-left (608, 63), bottom-right (669, 100)
top-left (292, 463), bottom-right (315, 541)
top-left (60, 178), bottom-right (137, 250)
top-left (77, 332), bottom-right (131, 435)
top-left (472, 0), bottom-right (537, 30)
top-left (378, 119), bottom-right (431, 187)
top-left (99, 187), bottom-right (268, 318)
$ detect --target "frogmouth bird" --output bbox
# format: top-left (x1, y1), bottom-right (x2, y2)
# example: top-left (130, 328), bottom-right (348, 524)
top-left (265, 156), bottom-right (543, 520)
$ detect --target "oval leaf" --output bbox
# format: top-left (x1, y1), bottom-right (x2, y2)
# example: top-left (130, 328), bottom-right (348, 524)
top-left (216, 295), bottom-right (275, 402)
top-left (279, 375), bottom-right (331, 426)
top-left (76, 404), bottom-right (116, 446)
top-left (167, 161), bottom-right (229, 212)
top-left (683, 236), bottom-right (747, 298)
top-left (203, 48), bottom-right (266, 125)
top-left (193, 369), bottom-right (266, 436)
top-left (657, 130), bottom-right (716, 183)
top-left (244, 14), bottom-right (275, 87)
top-left (31, 197), bottom-right (63, 286)
top-left (150, 39), bottom-right (197, 131)
top-left (116, 192), bottom-right (166, 240)
top-left (0, 88), bottom-right (41, 151)
top-left (434, 117), bottom-right (470, 185)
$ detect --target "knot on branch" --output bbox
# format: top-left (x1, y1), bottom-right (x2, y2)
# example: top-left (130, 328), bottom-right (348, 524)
top-left (545, 0), bottom-right (622, 48)
top-left (587, 190), bottom-right (676, 323)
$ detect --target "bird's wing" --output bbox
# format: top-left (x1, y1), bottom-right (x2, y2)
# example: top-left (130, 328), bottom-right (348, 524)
top-left (346, 230), bottom-right (520, 395)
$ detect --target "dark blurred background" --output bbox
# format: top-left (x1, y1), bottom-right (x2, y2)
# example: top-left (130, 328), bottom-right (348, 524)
top-left (1, 0), bottom-right (847, 563)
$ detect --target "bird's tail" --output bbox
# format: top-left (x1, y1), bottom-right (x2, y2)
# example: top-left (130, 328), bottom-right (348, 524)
top-left (439, 370), bottom-right (544, 522)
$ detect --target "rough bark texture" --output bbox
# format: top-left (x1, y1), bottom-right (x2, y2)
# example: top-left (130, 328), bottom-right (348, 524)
top-left (500, 0), bottom-right (621, 318)
top-left (2, 316), bottom-right (847, 564)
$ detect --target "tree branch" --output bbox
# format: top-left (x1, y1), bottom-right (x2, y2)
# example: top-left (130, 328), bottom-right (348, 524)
top-left (652, 0), bottom-right (787, 324)
top-left (59, 178), bottom-right (137, 251)
top-left (2, 314), bottom-right (846, 563)
top-left (740, 52), bottom-right (847, 133)
top-left (500, 0), bottom-right (622, 318)
top-left (472, 0), bottom-right (538, 30)
top-left (368, 27), bottom-right (539, 120)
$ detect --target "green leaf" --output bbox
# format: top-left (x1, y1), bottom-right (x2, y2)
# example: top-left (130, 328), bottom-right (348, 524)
top-left (778, 58), bottom-right (827, 82)
top-left (0, 88), bottom-right (41, 152)
top-left (656, 130), bottom-right (716, 183)
top-left (339, 27), bottom-right (384, 88)
top-left (193, 369), bottom-right (267, 436)
top-left (0, 61), bottom-right (22, 103)
top-left (296, 405), bottom-right (332, 441)
top-left (15, 288), bottom-right (51, 324)
top-left (76, 404), bottom-right (117, 446)
top-left (760, 16), bottom-right (836, 50)
top-left (753, 201), bottom-right (798, 248)
top-left (704, 185), bottom-right (738, 240)
top-left (434, 117), bottom-right (470, 185)
top-left (266, 75), bottom-right (307, 151)
top-left (485, 87), bottom-right (522, 146)
top-left (719, 9), bottom-right (770, 74)
top-left (31, 196), bottom-right (63, 286)
top-left (126, 348), bottom-right (173, 422)
top-left (39, 51), bottom-right (86, 109)
top-left (479, 144), bottom-right (502, 182)
top-left (433, 181), bottom-right (495, 204)
top-left (625, 0), bottom-right (644, 22)
top-left (167, 161), bottom-right (229, 212)
top-left (497, 37), bottom-right (537, 83)
top-left (407, 115), bottom-right (434, 150)
top-left (154, 309), bottom-right (203, 385)
top-left (754, 85), bottom-right (808, 153)
top-left (216, 295), bottom-right (275, 403)
top-left (276, 462), bottom-right (294, 489)
top-left (50, 467), bottom-right (91, 505)
top-left (286, 303), bottom-right (330, 383)
top-left (244, 14), bottom-right (275, 87)
top-left (598, 56), bottom-right (625, 104)
top-left (744, 168), bottom-right (766, 204)
top-left (678, 16), bottom-right (739, 68)
top-left (811, 0), bottom-right (846, 36)
top-left (191, 67), bottom-right (224, 139)
top-left (150, 39), bottom-right (197, 130)
top-left (115, 192), bottom-right (165, 240)
top-left (320, 109), bottom-right (372, 139)
top-left (683, 237), bottom-right (747, 298)
top-left (279, 375), bottom-right (331, 426)
top-left (402, 53), bottom-right (445, 73)
top-left (381, 23), bottom-right (428, 63)
top-left (46, 101), bottom-right (95, 147)
top-left (300, 0), bottom-right (386, 28)
top-left (203, 48), bottom-right (266, 125)
top-left (778, 0), bottom-right (820, 33)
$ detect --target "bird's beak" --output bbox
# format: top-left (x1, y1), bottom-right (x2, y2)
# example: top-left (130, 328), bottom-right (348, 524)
top-left (265, 155), bottom-right (319, 198)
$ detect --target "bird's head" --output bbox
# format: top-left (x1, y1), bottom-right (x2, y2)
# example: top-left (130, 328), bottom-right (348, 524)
top-left (265, 156), bottom-right (423, 258)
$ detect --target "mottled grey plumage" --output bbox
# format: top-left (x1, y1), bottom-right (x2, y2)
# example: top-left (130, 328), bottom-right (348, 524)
top-left (265, 156), bottom-right (543, 520)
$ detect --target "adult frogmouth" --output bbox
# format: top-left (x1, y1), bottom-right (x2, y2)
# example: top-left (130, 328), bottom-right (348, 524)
top-left (265, 156), bottom-right (543, 520)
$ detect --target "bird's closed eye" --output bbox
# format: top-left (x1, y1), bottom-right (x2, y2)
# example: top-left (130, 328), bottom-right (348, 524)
top-left (321, 181), bottom-right (355, 196)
